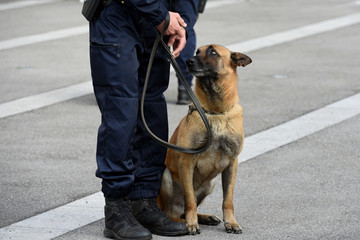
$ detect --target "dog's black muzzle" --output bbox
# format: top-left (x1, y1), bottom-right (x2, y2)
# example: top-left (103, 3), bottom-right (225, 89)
top-left (186, 56), bottom-right (196, 68)
top-left (186, 56), bottom-right (204, 76)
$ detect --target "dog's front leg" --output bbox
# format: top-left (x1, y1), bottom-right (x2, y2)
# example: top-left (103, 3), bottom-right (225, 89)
top-left (178, 158), bottom-right (200, 235)
top-left (221, 159), bottom-right (242, 234)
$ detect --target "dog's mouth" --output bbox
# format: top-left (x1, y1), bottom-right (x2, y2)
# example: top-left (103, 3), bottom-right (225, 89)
top-left (187, 65), bottom-right (218, 79)
top-left (186, 57), bottom-right (209, 77)
top-left (186, 67), bottom-right (207, 77)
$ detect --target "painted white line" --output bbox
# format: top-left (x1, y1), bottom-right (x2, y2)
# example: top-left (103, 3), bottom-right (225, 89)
top-left (239, 93), bottom-right (360, 163)
top-left (206, 0), bottom-right (241, 9)
top-left (227, 12), bottom-right (360, 53)
top-left (1, 12), bottom-right (360, 239)
top-left (0, 82), bottom-right (93, 119)
top-left (0, 0), bottom-right (59, 11)
top-left (0, 0), bottom-right (238, 51)
top-left (0, 192), bottom-right (104, 240)
top-left (0, 25), bottom-right (88, 51)
top-left (343, 0), bottom-right (360, 6)
top-left (1, 13), bottom-right (360, 119)
top-left (0, 0), bottom-right (235, 12)
top-left (1, 93), bottom-right (359, 240)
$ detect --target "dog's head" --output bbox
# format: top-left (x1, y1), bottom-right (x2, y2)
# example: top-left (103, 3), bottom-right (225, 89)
top-left (186, 45), bottom-right (252, 111)
top-left (186, 44), bottom-right (252, 79)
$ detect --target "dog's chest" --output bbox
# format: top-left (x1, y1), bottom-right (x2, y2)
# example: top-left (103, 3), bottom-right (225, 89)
top-left (194, 122), bottom-right (242, 178)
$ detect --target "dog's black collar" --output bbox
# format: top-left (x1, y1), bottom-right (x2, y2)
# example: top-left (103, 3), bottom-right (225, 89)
top-left (188, 104), bottom-right (225, 116)
top-left (187, 104), bottom-right (232, 125)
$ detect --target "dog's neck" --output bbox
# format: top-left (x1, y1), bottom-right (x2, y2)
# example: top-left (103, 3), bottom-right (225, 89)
top-left (194, 74), bottom-right (239, 114)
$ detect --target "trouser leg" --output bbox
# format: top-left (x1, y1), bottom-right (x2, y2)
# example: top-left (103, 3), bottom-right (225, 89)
top-left (90, 23), bottom-right (170, 198)
top-left (90, 37), bottom-right (141, 198)
top-left (90, 0), bottom-right (171, 199)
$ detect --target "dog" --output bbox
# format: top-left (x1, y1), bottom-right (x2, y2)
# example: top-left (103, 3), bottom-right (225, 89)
top-left (157, 44), bottom-right (251, 235)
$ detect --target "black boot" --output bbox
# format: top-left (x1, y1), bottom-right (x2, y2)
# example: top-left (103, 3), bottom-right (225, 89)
top-left (131, 198), bottom-right (189, 236)
top-left (177, 89), bottom-right (191, 105)
top-left (104, 197), bottom-right (152, 240)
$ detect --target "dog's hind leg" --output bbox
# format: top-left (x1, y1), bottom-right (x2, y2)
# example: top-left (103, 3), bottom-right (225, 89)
top-left (193, 178), bottom-right (221, 225)
top-left (157, 168), bottom-right (176, 217)
top-left (194, 179), bottom-right (221, 225)
top-left (198, 214), bottom-right (221, 225)
top-left (170, 216), bottom-right (185, 223)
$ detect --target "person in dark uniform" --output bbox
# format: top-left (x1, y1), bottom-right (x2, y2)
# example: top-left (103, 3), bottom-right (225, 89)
top-left (89, 0), bottom-right (197, 239)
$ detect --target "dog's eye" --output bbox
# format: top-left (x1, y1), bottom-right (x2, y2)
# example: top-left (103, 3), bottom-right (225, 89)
top-left (211, 50), bottom-right (217, 55)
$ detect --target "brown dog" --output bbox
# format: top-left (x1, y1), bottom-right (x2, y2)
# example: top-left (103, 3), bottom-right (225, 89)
top-left (157, 44), bottom-right (251, 234)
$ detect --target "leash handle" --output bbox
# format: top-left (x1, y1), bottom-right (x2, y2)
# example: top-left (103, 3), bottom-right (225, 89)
top-left (140, 13), bottom-right (212, 154)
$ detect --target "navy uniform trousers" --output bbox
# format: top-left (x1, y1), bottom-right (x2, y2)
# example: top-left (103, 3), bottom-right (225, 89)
top-left (89, 1), bottom-right (170, 199)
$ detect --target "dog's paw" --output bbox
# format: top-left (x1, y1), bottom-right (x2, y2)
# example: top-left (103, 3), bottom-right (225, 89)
top-left (198, 214), bottom-right (221, 225)
top-left (186, 223), bottom-right (201, 235)
top-left (224, 221), bottom-right (242, 234)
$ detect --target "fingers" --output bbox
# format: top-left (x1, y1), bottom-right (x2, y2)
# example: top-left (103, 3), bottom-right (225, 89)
top-left (172, 36), bottom-right (186, 58)
top-left (175, 14), bottom-right (187, 28)
top-left (155, 11), bottom-right (187, 57)
top-left (169, 12), bottom-right (186, 38)
top-left (163, 12), bottom-right (186, 37)
top-left (156, 12), bottom-right (186, 36)
top-left (167, 35), bottom-right (177, 49)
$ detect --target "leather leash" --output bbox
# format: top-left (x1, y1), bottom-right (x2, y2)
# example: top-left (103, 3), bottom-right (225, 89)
top-left (140, 13), bottom-right (212, 154)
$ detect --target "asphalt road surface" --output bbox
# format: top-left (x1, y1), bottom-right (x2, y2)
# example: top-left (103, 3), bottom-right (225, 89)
top-left (0, 0), bottom-right (360, 239)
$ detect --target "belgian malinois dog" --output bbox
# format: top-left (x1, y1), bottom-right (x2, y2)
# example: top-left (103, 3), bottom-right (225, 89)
top-left (157, 44), bottom-right (252, 234)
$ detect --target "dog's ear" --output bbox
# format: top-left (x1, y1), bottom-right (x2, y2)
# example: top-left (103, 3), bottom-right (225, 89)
top-left (230, 52), bottom-right (252, 67)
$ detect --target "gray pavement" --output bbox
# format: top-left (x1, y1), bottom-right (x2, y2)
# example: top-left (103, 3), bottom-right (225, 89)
top-left (1, 0), bottom-right (360, 239)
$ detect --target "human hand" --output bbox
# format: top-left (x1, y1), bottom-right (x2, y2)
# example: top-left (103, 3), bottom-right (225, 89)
top-left (169, 34), bottom-right (186, 58)
top-left (157, 11), bottom-right (187, 58)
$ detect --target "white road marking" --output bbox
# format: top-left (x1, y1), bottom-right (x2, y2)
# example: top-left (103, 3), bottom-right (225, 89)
top-left (0, 0), bottom-right (59, 11)
top-left (227, 12), bottom-right (360, 52)
top-left (1, 13), bottom-right (360, 119)
top-left (1, 11), bottom-right (360, 240)
top-left (0, 0), bottom-right (241, 12)
top-left (0, 0), bottom-right (238, 12)
top-left (1, 93), bottom-right (359, 240)
top-left (0, 0), bottom-right (238, 51)
top-left (0, 192), bottom-right (104, 240)
top-left (0, 82), bottom-right (92, 119)
top-left (239, 93), bottom-right (360, 163)
top-left (206, 0), bottom-right (242, 9)
top-left (0, 25), bottom-right (88, 51)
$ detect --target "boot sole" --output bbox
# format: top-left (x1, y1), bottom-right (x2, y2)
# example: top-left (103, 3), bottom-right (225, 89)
top-left (103, 228), bottom-right (152, 240)
top-left (149, 227), bottom-right (189, 237)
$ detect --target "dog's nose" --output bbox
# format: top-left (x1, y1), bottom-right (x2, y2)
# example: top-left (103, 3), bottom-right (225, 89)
top-left (186, 57), bottom-right (196, 66)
